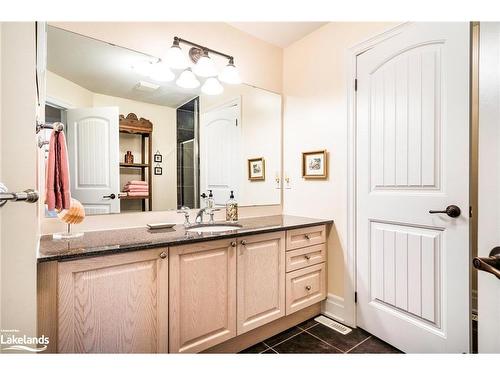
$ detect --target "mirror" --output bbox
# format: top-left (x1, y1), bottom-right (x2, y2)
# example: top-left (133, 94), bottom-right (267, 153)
top-left (43, 25), bottom-right (281, 216)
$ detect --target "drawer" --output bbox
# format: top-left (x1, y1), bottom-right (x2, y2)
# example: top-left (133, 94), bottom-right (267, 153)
top-left (286, 244), bottom-right (326, 272)
top-left (286, 263), bottom-right (326, 315)
top-left (286, 225), bottom-right (326, 250)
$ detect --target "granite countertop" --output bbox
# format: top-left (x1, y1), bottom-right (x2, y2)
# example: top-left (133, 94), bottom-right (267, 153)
top-left (38, 215), bottom-right (333, 263)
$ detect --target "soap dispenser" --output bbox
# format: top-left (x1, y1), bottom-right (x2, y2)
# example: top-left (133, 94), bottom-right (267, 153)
top-left (207, 190), bottom-right (214, 209)
top-left (226, 190), bottom-right (238, 222)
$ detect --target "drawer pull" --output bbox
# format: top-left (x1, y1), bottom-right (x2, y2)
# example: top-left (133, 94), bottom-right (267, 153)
top-left (305, 285), bottom-right (312, 291)
top-left (159, 252), bottom-right (167, 259)
top-left (241, 240), bottom-right (247, 246)
top-left (304, 255), bottom-right (311, 260)
top-left (231, 241), bottom-right (237, 247)
top-left (304, 234), bottom-right (311, 240)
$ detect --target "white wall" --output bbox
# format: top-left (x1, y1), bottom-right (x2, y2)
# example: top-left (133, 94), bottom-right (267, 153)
top-left (283, 22), bottom-right (397, 297)
top-left (0, 22), bottom-right (38, 340)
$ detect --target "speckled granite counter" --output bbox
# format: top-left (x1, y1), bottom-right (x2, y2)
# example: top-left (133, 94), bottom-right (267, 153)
top-left (38, 215), bottom-right (333, 263)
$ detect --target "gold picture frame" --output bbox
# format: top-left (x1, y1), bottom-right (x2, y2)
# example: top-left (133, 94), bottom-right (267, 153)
top-left (248, 157), bottom-right (265, 181)
top-left (302, 150), bottom-right (328, 179)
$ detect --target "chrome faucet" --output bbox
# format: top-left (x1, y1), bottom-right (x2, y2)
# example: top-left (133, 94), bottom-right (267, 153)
top-left (195, 207), bottom-right (220, 224)
top-left (176, 206), bottom-right (191, 227)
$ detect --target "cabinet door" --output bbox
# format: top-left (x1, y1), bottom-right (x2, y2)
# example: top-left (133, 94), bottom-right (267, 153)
top-left (169, 239), bottom-right (236, 353)
top-left (237, 232), bottom-right (286, 334)
top-left (58, 248), bottom-right (169, 353)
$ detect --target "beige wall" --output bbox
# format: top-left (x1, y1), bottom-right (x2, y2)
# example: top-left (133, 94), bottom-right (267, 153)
top-left (50, 22), bottom-right (283, 94)
top-left (0, 22), bottom-right (38, 339)
top-left (282, 22), bottom-right (398, 297)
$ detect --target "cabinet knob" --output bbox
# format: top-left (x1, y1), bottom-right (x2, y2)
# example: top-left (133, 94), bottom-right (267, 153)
top-left (305, 285), bottom-right (312, 291)
top-left (241, 240), bottom-right (247, 246)
top-left (231, 241), bottom-right (237, 247)
top-left (159, 252), bottom-right (167, 259)
top-left (304, 255), bottom-right (311, 260)
top-left (304, 234), bottom-right (311, 240)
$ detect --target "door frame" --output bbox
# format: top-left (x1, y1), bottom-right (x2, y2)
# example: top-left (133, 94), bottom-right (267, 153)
top-left (345, 22), bottom-right (415, 328)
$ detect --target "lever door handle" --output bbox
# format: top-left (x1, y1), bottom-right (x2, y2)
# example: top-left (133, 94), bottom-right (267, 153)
top-left (429, 205), bottom-right (461, 218)
top-left (103, 193), bottom-right (116, 200)
top-left (473, 247), bottom-right (500, 279)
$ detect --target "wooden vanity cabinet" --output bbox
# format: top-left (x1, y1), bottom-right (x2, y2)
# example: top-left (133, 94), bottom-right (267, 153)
top-left (57, 248), bottom-right (169, 353)
top-left (236, 232), bottom-right (286, 334)
top-left (169, 239), bottom-right (237, 353)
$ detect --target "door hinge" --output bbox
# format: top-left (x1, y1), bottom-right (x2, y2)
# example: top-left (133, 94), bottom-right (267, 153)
top-left (235, 119), bottom-right (238, 127)
top-left (469, 206), bottom-right (473, 218)
top-left (354, 79), bottom-right (358, 91)
top-left (354, 292), bottom-right (358, 303)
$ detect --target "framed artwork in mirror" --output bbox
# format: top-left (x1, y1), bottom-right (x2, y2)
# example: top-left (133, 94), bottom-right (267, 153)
top-left (154, 166), bottom-right (163, 175)
top-left (154, 152), bottom-right (162, 163)
top-left (302, 150), bottom-right (328, 179)
top-left (248, 157), bottom-right (265, 181)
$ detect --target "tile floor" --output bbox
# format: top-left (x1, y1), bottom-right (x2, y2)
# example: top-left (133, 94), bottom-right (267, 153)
top-left (239, 315), bottom-right (403, 354)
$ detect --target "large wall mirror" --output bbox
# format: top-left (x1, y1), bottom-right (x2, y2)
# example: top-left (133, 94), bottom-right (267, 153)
top-left (42, 25), bottom-right (282, 217)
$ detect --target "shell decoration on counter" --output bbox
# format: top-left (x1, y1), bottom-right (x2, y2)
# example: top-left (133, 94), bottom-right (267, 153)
top-left (57, 198), bottom-right (85, 224)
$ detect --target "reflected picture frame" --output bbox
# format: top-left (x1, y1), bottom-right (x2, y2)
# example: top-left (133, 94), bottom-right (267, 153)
top-left (302, 150), bottom-right (328, 179)
top-left (248, 157), bottom-right (265, 181)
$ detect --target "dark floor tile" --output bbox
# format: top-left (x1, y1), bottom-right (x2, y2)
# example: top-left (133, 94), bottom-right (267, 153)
top-left (263, 326), bottom-right (302, 347)
top-left (296, 317), bottom-right (319, 331)
top-left (239, 342), bottom-right (269, 353)
top-left (273, 332), bottom-right (342, 354)
top-left (348, 336), bottom-right (402, 354)
top-left (262, 348), bottom-right (277, 354)
top-left (307, 324), bottom-right (370, 352)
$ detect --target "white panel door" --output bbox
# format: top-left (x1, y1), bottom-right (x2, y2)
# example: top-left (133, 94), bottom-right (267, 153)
top-left (200, 99), bottom-right (241, 206)
top-left (356, 23), bottom-right (470, 353)
top-left (66, 107), bottom-right (120, 214)
top-left (477, 22), bottom-right (500, 353)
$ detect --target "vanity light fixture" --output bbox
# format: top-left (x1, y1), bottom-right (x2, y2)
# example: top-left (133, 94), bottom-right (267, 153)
top-left (201, 77), bottom-right (224, 95)
top-left (218, 57), bottom-right (242, 84)
top-left (176, 68), bottom-right (200, 89)
top-left (165, 37), bottom-right (189, 70)
top-left (193, 49), bottom-right (218, 78)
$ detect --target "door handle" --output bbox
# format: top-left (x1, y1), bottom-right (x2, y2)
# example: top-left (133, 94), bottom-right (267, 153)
top-left (429, 205), bottom-right (461, 218)
top-left (473, 247), bottom-right (500, 279)
top-left (102, 193), bottom-right (116, 200)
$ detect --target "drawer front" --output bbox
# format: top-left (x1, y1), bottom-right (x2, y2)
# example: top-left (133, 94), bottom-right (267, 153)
top-left (286, 263), bottom-right (326, 315)
top-left (286, 244), bottom-right (326, 272)
top-left (286, 225), bottom-right (326, 250)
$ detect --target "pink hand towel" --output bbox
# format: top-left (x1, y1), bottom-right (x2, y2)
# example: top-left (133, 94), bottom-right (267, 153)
top-left (127, 191), bottom-right (149, 197)
top-left (127, 180), bottom-right (148, 185)
top-left (124, 186), bottom-right (149, 192)
top-left (45, 130), bottom-right (71, 211)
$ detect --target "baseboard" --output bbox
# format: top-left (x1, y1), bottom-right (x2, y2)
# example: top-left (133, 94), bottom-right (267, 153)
top-left (321, 294), bottom-right (345, 323)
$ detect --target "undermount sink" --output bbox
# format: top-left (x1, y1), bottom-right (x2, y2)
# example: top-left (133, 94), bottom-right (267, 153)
top-left (186, 224), bottom-right (242, 233)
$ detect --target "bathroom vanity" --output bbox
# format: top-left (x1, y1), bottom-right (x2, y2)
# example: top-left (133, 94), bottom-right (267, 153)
top-left (37, 215), bottom-right (331, 353)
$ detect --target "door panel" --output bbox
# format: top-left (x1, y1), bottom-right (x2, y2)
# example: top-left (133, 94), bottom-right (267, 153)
top-left (477, 22), bottom-right (500, 353)
top-left (356, 23), bottom-right (470, 353)
top-left (66, 106), bottom-right (120, 214)
top-left (200, 99), bottom-right (241, 205)
top-left (169, 239), bottom-right (236, 353)
top-left (237, 232), bottom-right (285, 334)
top-left (57, 249), bottom-right (168, 353)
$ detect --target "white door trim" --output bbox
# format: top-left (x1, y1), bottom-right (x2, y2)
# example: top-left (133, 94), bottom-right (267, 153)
top-left (345, 22), bottom-right (411, 328)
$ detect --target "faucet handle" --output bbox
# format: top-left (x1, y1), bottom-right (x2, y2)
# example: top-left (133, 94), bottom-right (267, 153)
top-left (177, 206), bottom-right (191, 227)
top-left (177, 206), bottom-right (190, 213)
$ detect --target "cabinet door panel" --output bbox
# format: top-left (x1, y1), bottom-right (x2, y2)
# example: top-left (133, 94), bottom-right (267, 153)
top-left (169, 239), bottom-right (236, 353)
top-left (58, 249), bottom-right (168, 353)
top-left (237, 232), bottom-right (286, 334)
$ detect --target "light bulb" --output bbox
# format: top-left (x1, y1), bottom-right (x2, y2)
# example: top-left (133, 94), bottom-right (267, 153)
top-left (165, 42), bottom-right (189, 70)
top-left (193, 52), bottom-right (217, 78)
top-left (201, 77), bottom-right (224, 95)
top-left (148, 62), bottom-right (175, 82)
top-left (176, 69), bottom-right (200, 89)
top-left (218, 60), bottom-right (242, 84)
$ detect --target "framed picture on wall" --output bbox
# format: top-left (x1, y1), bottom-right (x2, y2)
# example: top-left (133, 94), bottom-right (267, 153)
top-left (154, 166), bottom-right (163, 175)
top-left (248, 157), bottom-right (265, 181)
top-left (302, 150), bottom-right (328, 179)
top-left (154, 152), bottom-right (162, 163)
